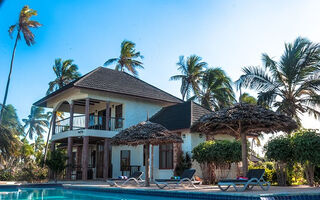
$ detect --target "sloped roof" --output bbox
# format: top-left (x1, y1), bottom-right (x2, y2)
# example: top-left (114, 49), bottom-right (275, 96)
top-left (112, 121), bottom-right (183, 146)
top-left (34, 67), bottom-right (182, 107)
top-left (149, 101), bottom-right (212, 131)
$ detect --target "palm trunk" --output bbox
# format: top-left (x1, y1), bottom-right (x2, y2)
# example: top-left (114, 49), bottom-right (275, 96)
top-left (43, 116), bottom-right (54, 167)
top-left (0, 30), bottom-right (20, 124)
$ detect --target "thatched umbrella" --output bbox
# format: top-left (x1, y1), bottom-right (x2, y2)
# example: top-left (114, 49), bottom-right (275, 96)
top-left (112, 121), bottom-right (183, 186)
top-left (191, 103), bottom-right (298, 176)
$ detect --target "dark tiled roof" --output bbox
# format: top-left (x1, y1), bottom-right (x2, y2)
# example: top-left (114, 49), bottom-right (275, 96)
top-left (34, 67), bottom-right (182, 107)
top-left (149, 101), bottom-right (212, 131)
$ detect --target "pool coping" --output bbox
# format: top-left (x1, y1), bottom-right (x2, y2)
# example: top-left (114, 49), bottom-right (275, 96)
top-left (1, 183), bottom-right (320, 200)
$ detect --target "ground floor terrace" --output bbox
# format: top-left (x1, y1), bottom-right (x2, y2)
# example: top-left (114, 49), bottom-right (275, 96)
top-left (51, 135), bottom-right (182, 181)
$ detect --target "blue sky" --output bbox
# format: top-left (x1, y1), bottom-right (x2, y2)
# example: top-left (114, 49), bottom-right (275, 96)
top-left (1, 0), bottom-right (320, 131)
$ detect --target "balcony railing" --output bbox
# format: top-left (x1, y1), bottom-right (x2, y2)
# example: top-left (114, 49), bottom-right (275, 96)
top-left (55, 115), bottom-right (124, 134)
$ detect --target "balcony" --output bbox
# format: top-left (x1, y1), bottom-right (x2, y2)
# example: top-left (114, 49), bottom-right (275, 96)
top-left (55, 115), bottom-right (124, 134)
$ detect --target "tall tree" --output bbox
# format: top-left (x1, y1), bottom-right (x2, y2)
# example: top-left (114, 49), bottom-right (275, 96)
top-left (47, 58), bottom-right (81, 94)
top-left (237, 37), bottom-right (320, 124)
top-left (170, 55), bottom-right (207, 100)
top-left (104, 40), bottom-right (144, 76)
top-left (197, 68), bottom-right (235, 110)
top-left (0, 5), bottom-right (41, 124)
top-left (23, 106), bottom-right (49, 140)
top-left (0, 104), bottom-right (21, 161)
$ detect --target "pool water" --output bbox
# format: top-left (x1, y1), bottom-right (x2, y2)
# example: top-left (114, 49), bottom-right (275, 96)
top-left (0, 188), bottom-right (198, 200)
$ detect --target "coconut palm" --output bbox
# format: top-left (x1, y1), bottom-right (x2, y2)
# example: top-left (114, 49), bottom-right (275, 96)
top-left (104, 40), bottom-right (144, 76)
top-left (23, 106), bottom-right (49, 140)
top-left (47, 58), bottom-right (81, 94)
top-left (197, 68), bottom-right (235, 110)
top-left (0, 5), bottom-right (41, 124)
top-left (237, 37), bottom-right (320, 124)
top-left (170, 55), bottom-right (207, 101)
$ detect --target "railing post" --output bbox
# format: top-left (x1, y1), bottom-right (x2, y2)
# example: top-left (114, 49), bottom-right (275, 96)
top-left (69, 101), bottom-right (74, 130)
top-left (52, 111), bottom-right (56, 135)
top-left (105, 102), bottom-right (110, 130)
top-left (85, 98), bottom-right (90, 129)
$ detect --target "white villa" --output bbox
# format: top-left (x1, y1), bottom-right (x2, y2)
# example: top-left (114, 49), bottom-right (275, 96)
top-left (34, 67), bottom-right (236, 181)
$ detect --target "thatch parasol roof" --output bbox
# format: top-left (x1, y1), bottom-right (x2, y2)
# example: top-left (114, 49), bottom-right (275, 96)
top-left (111, 121), bottom-right (183, 146)
top-left (191, 103), bottom-right (298, 137)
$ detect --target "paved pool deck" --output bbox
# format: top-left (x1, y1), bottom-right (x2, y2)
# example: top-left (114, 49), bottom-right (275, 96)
top-left (55, 181), bottom-right (320, 196)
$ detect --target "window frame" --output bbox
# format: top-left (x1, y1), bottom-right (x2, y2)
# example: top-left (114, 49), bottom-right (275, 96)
top-left (159, 143), bottom-right (173, 169)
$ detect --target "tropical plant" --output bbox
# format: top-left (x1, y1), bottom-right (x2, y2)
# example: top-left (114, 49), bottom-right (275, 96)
top-left (197, 68), bottom-right (235, 110)
top-left (240, 92), bottom-right (257, 105)
top-left (236, 37), bottom-right (320, 125)
top-left (47, 58), bottom-right (81, 94)
top-left (264, 136), bottom-right (293, 186)
top-left (45, 149), bottom-right (68, 182)
top-left (170, 55), bottom-right (207, 100)
top-left (104, 40), bottom-right (144, 76)
top-left (0, 104), bottom-right (22, 162)
top-left (0, 5), bottom-right (41, 124)
top-left (174, 152), bottom-right (192, 176)
top-left (292, 129), bottom-right (320, 186)
top-left (23, 106), bottom-right (49, 140)
top-left (1, 104), bottom-right (23, 134)
top-left (0, 125), bottom-right (19, 162)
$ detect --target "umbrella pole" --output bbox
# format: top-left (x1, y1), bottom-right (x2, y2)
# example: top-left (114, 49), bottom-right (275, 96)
top-left (151, 145), bottom-right (154, 182)
top-left (145, 143), bottom-right (150, 187)
top-left (241, 132), bottom-right (248, 176)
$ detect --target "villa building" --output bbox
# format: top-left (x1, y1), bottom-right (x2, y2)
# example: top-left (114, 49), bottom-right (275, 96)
top-left (34, 67), bottom-right (236, 181)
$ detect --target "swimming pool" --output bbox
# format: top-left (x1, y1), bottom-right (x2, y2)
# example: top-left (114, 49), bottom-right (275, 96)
top-left (0, 188), bottom-right (197, 200)
top-left (1, 185), bottom-right (320, 200)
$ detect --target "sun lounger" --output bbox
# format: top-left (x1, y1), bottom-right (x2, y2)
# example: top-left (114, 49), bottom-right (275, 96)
top-left (218, 169), bottom-right (270, 192)
top-left (155, 168), bottom-right (199, 189)
top-left (107, 171), bottom-right (144, 187)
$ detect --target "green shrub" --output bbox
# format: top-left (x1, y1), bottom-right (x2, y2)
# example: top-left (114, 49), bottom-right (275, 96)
top-left (264, 136), bottom-right (293, 186)
top-left (292, 130), bottom-right (320, 186)
top-left (0, 169), bottom-right (14, 181)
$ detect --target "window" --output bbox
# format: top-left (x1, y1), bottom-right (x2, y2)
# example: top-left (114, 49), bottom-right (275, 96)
top-left (120, 150), bottom-right (130, 171)
top-left (159, 144), bottom-right (173, 169)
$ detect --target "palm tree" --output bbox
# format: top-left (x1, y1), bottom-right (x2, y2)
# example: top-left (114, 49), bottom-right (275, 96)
top-left (0, 5), bottom-right (41, 124)
top-left (47, 58), bottom-right (81, 94)
top-left (237, 37), bottom-right (320, 125)
top-left (23, 106), bottom-right (49, 140)
top-left (170, 55), bottom-right (207, 100)
top-left (0, 125), bottom-right (19, 162)
top-left (197, 68), bottom-right (235, 110)
top-left (104, 40), bottom-right (144, 76)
